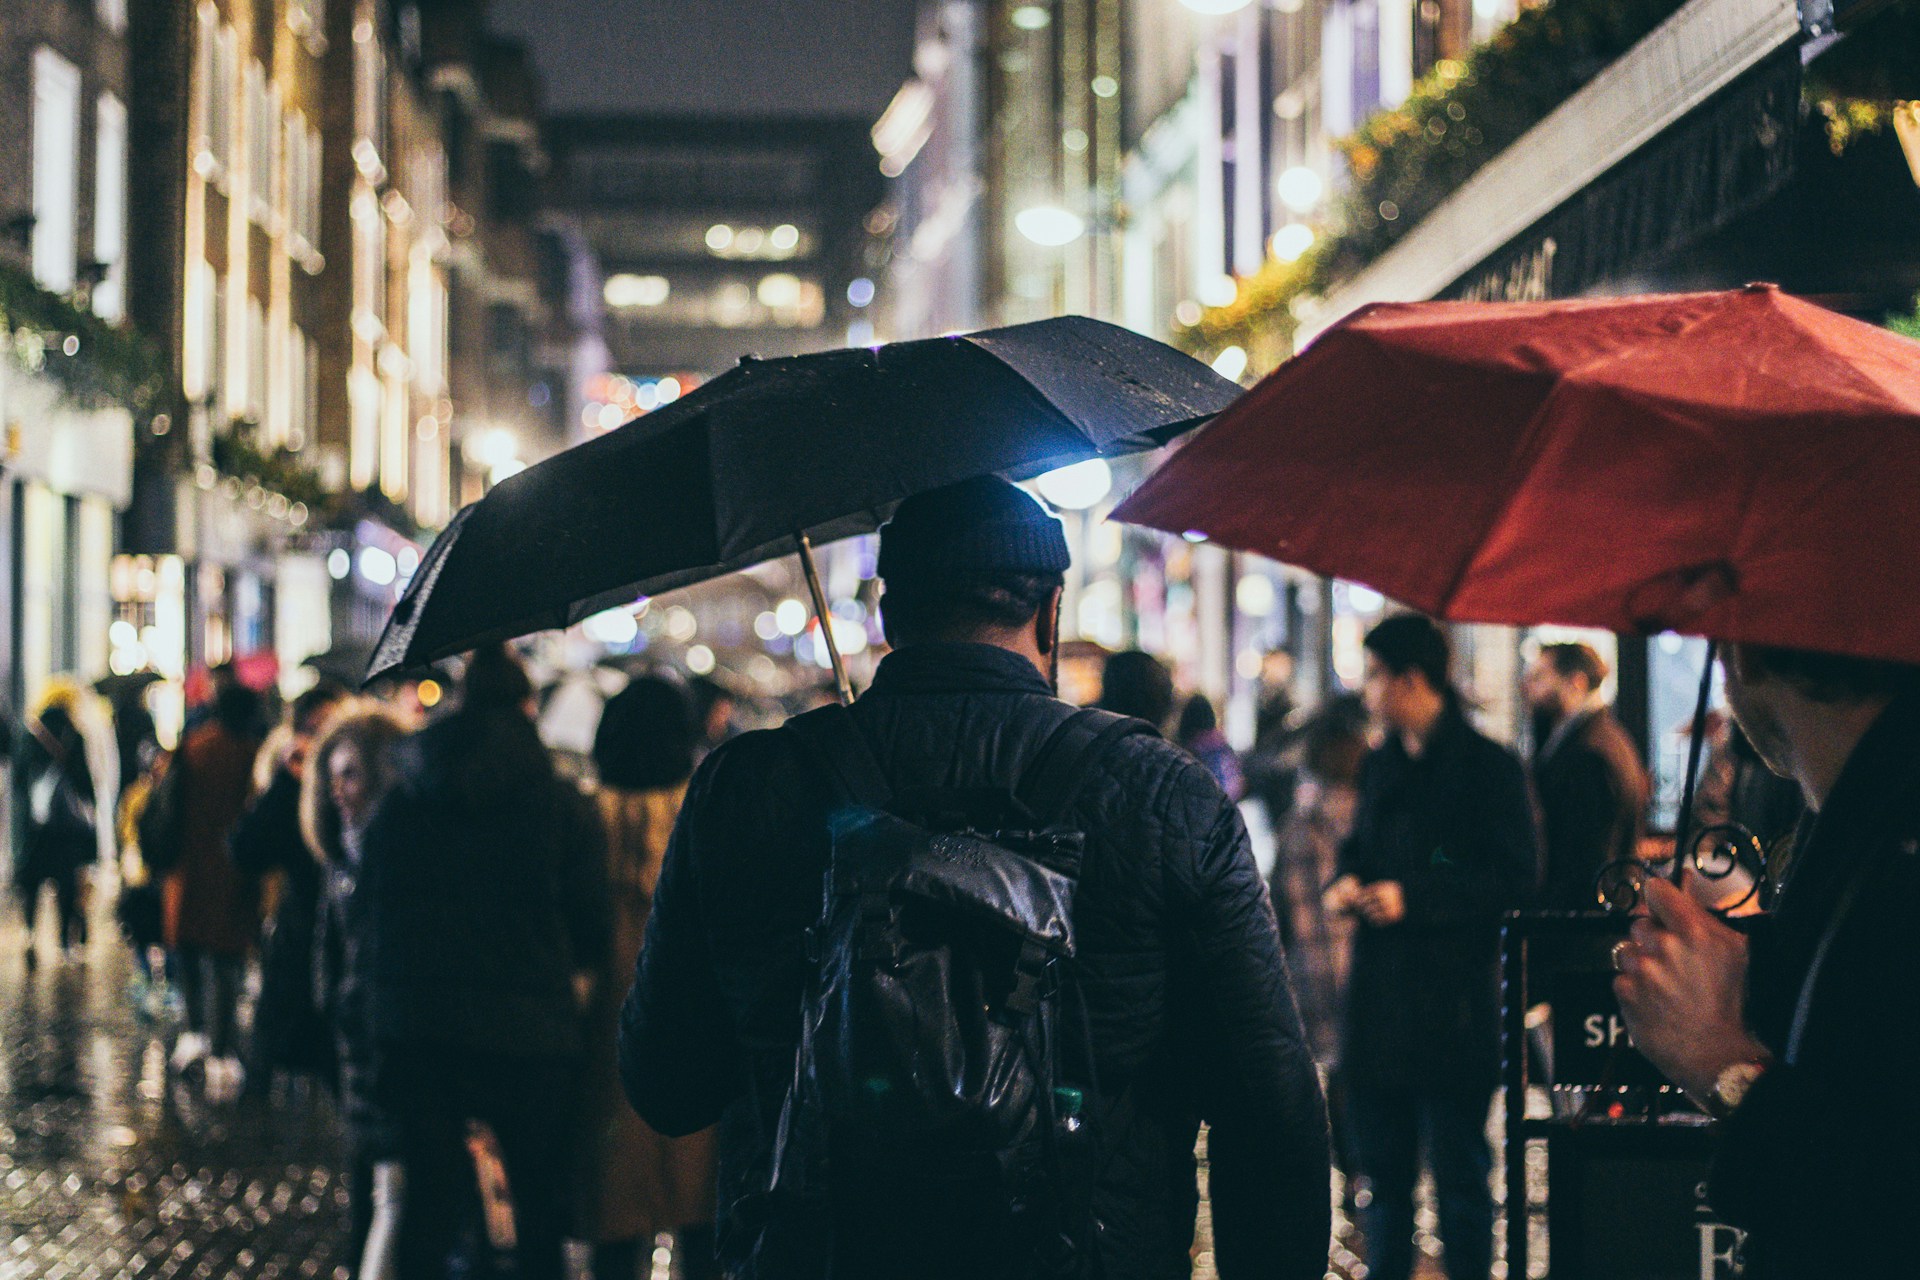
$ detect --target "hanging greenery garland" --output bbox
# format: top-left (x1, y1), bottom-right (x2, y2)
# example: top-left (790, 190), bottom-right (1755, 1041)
top-left (0, 259), bottom-right (163, 413)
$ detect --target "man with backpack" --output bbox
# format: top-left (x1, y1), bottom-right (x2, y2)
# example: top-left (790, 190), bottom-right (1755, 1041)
top-left (621, 477), bottom-right (1330, 1280)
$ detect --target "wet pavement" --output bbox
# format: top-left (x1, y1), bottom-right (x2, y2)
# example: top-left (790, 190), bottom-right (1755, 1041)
top-left (0, 894), bottom-right (1538, 1280)
top-left (0, 909), bottom-right (351, 1280)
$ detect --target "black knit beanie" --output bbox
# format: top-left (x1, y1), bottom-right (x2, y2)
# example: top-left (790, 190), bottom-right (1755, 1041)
top-left (876, 476), bottom-right (1072, 583)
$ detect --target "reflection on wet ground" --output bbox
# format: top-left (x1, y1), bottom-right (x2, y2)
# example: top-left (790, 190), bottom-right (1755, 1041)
top-left (1, 913), bottom-right (349, 1280)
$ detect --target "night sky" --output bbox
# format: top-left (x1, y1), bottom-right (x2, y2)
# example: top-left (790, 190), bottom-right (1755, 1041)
top-left (487, 0), bottom-right (920, 119)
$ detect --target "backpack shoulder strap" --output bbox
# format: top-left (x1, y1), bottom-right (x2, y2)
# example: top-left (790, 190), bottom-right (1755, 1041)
top-left (785, 703), bottom-right (893, 810)
top-left (1018, 707), bottom-right (1157, 828)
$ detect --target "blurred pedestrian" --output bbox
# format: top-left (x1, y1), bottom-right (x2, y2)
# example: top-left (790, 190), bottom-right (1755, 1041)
top-left (1243, 683), bottom-right (1304, 834)
top-left (687, 676), bottom-right (738, 762)
top-left (1522, 642), bottom-right (1649, 910)
top-left (1266, 696), bottom-right (1369, 1183)
top-left (231, 681), bottom-right (350, 1093)
top-left (1323, 615), bottom-right (1539, 1280)
top-left (303, 704), bottom-right (408, 1279)
top-left (355, 645), bottom-right (609, 1280)
top-left (1613, 645), bottom-right (1920, 1279)
top-left (106, 678), bottom-right (161, 807)
top-left (1096, 648), bottom-right (1175, 734)
top-left (1176, 693), bottom-right (1243, 800)
top-left (14, 685), bottom-right (99, 968)
top-left (164, 679), bottom-right (268, 1102)
top-left (623, 477), bottom-right (1329, 1279)
top-left (579, 676), bottom-right (716, 1280)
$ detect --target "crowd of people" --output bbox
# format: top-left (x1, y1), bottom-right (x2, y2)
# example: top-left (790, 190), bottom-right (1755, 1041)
top-left (7, 651), bottom-right (733, 1280)
top-left (4, 477), bottom-right (1896, 1280)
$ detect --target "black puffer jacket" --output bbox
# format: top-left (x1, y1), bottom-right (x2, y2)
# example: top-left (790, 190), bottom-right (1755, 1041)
top-left (621, 643), bottom-right (1330, 1280)
top-left (353, 708), bottom-right (610, 1062)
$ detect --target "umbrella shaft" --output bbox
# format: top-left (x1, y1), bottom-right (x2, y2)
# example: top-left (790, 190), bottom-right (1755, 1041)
top-left (798, 533), bottom-right (854, 707)
top-left (1671, 639), bottom-right (1719, 883)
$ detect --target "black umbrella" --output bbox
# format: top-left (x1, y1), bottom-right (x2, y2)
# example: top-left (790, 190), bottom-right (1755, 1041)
top-left (369, 316), bottom-right (1238, 697)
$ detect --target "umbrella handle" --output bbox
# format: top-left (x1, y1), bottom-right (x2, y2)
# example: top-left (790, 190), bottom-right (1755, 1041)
top-left (1670, 638), bottom-right (1719, 884)
top-left (797, 533), bottom-right (855, 707)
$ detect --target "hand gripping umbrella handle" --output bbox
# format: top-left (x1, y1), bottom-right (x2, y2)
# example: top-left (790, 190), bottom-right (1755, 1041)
top-left (797, 532), bottom-right (855, 707)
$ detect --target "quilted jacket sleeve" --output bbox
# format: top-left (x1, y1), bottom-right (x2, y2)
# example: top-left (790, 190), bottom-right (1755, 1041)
top-left (1171, 768), bottom-right (1332, 1280)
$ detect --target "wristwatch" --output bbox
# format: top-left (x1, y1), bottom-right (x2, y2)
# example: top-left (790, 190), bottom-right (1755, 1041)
top-left (1704, 1058), bottom-right (1770, 1120)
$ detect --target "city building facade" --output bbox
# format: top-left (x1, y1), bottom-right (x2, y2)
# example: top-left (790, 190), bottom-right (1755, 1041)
top-left (2, 0), bottom-right (139, 723)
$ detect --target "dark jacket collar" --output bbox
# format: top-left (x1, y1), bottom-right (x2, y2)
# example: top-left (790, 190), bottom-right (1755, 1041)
top-left (1384, 699), bottom-right (1474, 767)
top-left (865, 642), bottom-right (1052, 699)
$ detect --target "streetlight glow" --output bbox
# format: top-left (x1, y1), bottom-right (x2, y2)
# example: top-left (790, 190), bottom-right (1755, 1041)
top-left (1014, 205), bottom-right (1086, 247)
top-left (1211, 345), bottom-right (1249, 382)
top-left (1275, 166), bottom-right (1325, 212)
top-left (1270, 223), bottom-right (1316, 262)
top-left (1034, 458), bottom-right (1114, 511)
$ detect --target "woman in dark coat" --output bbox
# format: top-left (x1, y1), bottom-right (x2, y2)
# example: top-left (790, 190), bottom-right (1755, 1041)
top-left (230, 682), bottom-right (349, 1090)
top-left (15, 693), bottom-right (98, 966)
top-left (303, 703), bottom-right (409, 1278)
top-left (580, 676), bottom-right (716, 1280)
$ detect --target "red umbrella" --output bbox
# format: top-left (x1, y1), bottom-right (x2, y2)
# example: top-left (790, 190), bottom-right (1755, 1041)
top-left (1114, 284), bottom-right (1920, 665)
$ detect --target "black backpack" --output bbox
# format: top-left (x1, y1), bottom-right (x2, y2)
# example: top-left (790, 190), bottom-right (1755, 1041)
top-left (758, 703), bottom-right (1152, 1280)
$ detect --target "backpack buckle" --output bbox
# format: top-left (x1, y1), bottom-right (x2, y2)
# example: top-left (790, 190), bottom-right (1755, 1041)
top-left (1003, 939), bottom-right (1052, 1019)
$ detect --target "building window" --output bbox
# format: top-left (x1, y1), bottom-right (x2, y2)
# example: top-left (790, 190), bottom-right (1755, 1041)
top-left (288, 325), bottom-right (315, 450)
top-left (284, 111), bottom-right (324, 266)
top-left (355, 30), bottom-right (388, 177)
top-left (288, 0), bottom-right (327, 51)
top-left (211, 22), bottom-right (237, 176)
top-left (31, 48), bottom-right (81, 294)
top-left (246, 61), bottom-right (275, 224)
top-left (96, 0), bottom-right (128, 35)
top-left (184, 258), bottom-right (215, 400)
top-left (247, 296), bottom-right (268, 422)
top-left (93, 93), bottom-right (128, 320)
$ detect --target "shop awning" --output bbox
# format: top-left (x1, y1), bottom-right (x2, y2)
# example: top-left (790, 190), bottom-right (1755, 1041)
top-left (1297, 0), bottom-right (1804, 340)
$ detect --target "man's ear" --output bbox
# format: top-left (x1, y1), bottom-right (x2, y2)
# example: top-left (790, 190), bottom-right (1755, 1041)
top-left (1034, 587), bottom-right (1063, 656)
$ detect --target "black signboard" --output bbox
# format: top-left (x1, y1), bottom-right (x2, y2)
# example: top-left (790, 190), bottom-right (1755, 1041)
top-left (1551, 969), bottom-right (1671, 1089)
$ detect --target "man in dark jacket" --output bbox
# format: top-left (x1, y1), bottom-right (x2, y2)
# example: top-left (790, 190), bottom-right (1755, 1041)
top-left (1614, 644), bottom-right (1920, 1278)
top-left (354, 645), bottom-right (609, 1280)
top-left (621, 477), bottom-right (1330, 1280)
top-left (1522, 642), bottom-right (1649, 910)
top-left (1323, 614), bottom-right (1539, 1280)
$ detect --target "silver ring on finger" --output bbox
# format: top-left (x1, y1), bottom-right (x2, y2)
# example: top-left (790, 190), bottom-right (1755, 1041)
top-left (1611, 939), bottom-right (1634, 973)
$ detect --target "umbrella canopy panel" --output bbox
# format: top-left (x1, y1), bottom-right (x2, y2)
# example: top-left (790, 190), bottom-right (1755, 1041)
top-left (371, 316), bottom-right (1237, 680)
top-left (1115, 285), bottom-right (1920, 665)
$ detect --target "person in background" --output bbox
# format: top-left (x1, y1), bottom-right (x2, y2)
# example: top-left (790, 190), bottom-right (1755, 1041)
top-left (231, 681), bottom-right (350, 1095)
top-left (107, 678), bottom-right (161, 809)
top-left (1096, 648), bottom-right (1176, 735)
top-left (165, 679), bottom-right (269, 1102)
top-left (1522, 642), bottom-right (1649, 911)
top-left (686, 676), bottom-right (738, 763)
top-left (1177, 692), bottom-right (1244, 800)
top-left (355, 645), bottom-right (609, 1280)
top-left (1266, 695), bottom-right (1370, 1194)
top-left (579, 676), bottom-right (716, 1280)
top-left (1324, 615), bottom-right (1540, 1280)
top-left (14, 685), bottom-right (99, 968)
top-left (1243, 681), bottom-right (1304, 836)
top-left (304, 704), bottom-right (409, 1279)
